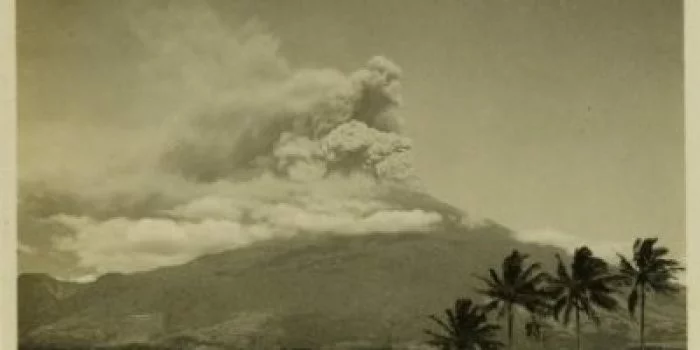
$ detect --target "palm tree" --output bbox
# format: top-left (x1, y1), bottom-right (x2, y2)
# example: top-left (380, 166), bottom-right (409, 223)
top-left (545, 246), bottom-right (621, 350)
top-left (424, 298), bottom-right (505, 350)
top-left (475, 250), bottom-right (548, 349)
top-left (618, 238), bottom-right (684, 350)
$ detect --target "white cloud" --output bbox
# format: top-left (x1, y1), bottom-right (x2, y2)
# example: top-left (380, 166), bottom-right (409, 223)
top-left (55, 274), bottom-right (99, 284)
top-left (166, 196), bottom-right (245, 221)
top-left (514, 228), bottom-right (630, 262)
top-left (51, 198), bottom-right (443, 274)
top-left (52, 215), bottom-right (275, 274)
top-left (254, 204), bottom-right (441, 235)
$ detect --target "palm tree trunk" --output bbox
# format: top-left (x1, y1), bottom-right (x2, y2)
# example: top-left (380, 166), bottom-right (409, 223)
top-left (641, 285), bottom-right (646, 350)
top-left (575, 308), bottom-right (581, 350)
top-left (507, 304), bottom-right (514, 349)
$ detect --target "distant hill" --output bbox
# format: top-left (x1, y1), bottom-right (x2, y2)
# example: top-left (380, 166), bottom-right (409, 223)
top-left (19, 222), bottom-right (686, 349)
top-left (18, 273), bottom-right (86, 336)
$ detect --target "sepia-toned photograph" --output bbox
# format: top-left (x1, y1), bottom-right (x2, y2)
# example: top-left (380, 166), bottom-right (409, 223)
top-left (12, 0), bottom-right (688, 349)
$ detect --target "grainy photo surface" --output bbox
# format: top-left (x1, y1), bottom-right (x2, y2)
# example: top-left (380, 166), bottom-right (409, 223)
top-left (16, 1), bottom-right (686, 349)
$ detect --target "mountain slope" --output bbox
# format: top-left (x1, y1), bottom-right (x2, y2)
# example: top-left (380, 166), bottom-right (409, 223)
top-left (20, 223), bottom-right (686, 349)
top-left (18, 273), bottom-right (86, 336)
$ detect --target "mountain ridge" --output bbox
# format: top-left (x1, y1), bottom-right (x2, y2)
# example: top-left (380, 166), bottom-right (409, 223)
top-left (19, 220), bottom-right (686, 349)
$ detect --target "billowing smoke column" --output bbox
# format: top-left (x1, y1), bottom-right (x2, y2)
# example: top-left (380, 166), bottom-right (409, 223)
top-left (160, 56), bottom-right (416, 186)
top-left (267, 57), bottom-right (412, 184)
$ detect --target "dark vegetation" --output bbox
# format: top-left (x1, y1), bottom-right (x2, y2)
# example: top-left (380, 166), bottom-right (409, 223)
top-left (425, 237), bottom-right (684, 350)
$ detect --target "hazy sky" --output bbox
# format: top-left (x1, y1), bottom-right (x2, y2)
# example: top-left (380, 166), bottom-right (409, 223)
top-left (225, 0), bottom-right (684, 252)
top-left (17, 0), bottom-right (684, 277)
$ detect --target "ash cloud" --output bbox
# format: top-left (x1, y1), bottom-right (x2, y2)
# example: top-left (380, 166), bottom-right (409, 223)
top-left (20, 2), bottom-right (453, 276)
top-left (159, 53), bottom-right (407, 184)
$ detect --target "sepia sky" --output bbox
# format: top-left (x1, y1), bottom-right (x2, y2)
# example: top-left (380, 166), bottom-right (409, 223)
top-left (17, 0), bottom-right (685, 277)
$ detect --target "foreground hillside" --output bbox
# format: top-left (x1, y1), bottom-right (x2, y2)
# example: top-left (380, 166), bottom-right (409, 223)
top-left (19, 222), bottom-right (686, 349)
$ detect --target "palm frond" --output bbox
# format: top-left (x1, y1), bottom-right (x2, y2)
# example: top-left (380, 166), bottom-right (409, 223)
top-left (562, 301), bottom-right (573, 326)
top-left (652, 247), bottom-right (669, 259)
top-left (474, 274), bottom-right (499, 290)
top-left (589, 289), bottom-right (618, 311)
top-left (627, 287), bottom-right (639, 317)
top-left (555, 254), bottom-right (571, 282)
top-left (428, 314), bottom-right (456, 337)
top-left (489, 269), bottom-right (503, 287)
top-left (515, 262), bottom-right (542, 287)
top-left (618, 253), bottom-right (638, 278)
top-left (552, 297), bottom-right (567, 321)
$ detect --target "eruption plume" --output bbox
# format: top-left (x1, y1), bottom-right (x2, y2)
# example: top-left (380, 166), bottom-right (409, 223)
top-left (160, 53), bottom-right (408, 184)
top-left (20, 2), bottom-right (459, 277)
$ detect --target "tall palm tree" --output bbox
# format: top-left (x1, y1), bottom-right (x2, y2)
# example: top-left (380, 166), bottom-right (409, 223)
top-left (424, 298), bottom-right (505, 350)
top-left (618, 238), bottom-right (684, 350)
top-left (545, 246), bottom-right (621, 350)
top-left (475, 250), bottom-right (548, 349)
